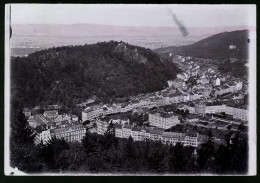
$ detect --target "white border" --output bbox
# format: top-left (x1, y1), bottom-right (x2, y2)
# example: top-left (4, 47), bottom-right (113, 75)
top-left (4, 4), bottom-right (11, 176)
top-left (4, 4), bottom-right (257, 176)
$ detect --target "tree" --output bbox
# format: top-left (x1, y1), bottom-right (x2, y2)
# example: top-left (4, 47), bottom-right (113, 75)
top-left (11, 109), bottom-right (36, 145)
top-left (197, 139), bottom-right (216, 172)
top-left (82, 130), bottom-right (101, 157)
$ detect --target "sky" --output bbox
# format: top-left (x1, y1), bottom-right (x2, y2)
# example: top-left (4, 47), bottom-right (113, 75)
top-left (10, 4), bottom-right (256, 28)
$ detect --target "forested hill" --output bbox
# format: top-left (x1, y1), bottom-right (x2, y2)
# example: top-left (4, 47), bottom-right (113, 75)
top-left (11, 41), bottom-right (181, 108)
top-left (155, 30), bottom-right (249, 60)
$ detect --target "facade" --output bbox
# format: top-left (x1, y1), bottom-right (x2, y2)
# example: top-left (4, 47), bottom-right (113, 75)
top-left (35, 129), bottom-right (52, 145)
top-left (95, 119), bottom-right (199, 147)
top-left (122, 124), bottom-right (133, 139)
top-left (131, 127), bottom-right (146, 141)
top-left (82, 107), bottom-right (103, 121)
top-left (149, 112), bottom-right (180, 129)
top-left (96, 118), bottom-right (109, 135)
top-left (205, 105), bottom-right (226, 114)
top-left (114, 124), bottom-right (123, 138)
top-left (161, 131), bottom-right (198, 147)
top-left (52, 124), bottom-right (86, 142)
top-left (196, 104), bottom-right (248, 121)
top-left (225, 106), bottom-right (248, 121)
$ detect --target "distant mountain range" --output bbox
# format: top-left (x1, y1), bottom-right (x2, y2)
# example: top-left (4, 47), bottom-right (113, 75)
top-left (155, 30), bottom-right (250, 60)
top-left (12, 24), bottom-right (253, 37)
top-left (11, 24), bottom-right (254, 56)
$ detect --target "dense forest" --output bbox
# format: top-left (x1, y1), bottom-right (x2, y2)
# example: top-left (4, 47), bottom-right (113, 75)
top-left (10, 102), bottom-right (248, 174)
top-left (218, 59), bottom-right (248, 79)
top-left (11, 41), bottom-right (181, 108)
top-left (155, 30), bottom-right (249, 60)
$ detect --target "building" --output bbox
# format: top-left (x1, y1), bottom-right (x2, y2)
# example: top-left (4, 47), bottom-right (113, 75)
top-left (225, 106), bottom-right (248, 121)
top-left (195, 102), bottom-right (206, 114)
top-left (122, 124), bottom-right (133, 139)
top-left (53, 114), bottom-right (71, 123)
top-left (96, 118), bottom-right (110, 135)
top-left (131, 127), bottom-right (146, 141)
top-left (34, 129), bottom-right (52, 145)
top-left (71, 115), bottom-right (79, 122)
top-left (23, 108), bottom-right (32, 118)
top-left (161, 131), bottom-right (198, 147)
top-left (82, 105), bottom-right (103, 121)
top-left (149, 112), bottom-right (180, 129)
top-left (114, 124), bottom-right (123, 138)
top-left (43, 110), bottom-right (59, 120)
top-left (161, 132), bottom-right (185, 146)
top-left (149, 128), bottom-right (164, 141)
top-left (51, 124), bottom-right (86, 142)
top-left (205, 105), bottom-right (226, 114)
top-left (200, 105), bottom-right (248, 121)
top-left (28, 114), bottom-right (49, 129)
top-left (186, 114), bottom-right (200, 122)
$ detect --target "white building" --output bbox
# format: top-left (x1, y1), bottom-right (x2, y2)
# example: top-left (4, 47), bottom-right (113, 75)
top-left (149, 112), bottom-right (180, 129)
top-left (34, 129), bottom-right (52, 145)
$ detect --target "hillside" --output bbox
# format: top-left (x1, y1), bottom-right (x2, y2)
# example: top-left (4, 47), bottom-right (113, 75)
top-left (11, 41), bottom-right (181, 108)
top-left (155, 30), bottom-right (249, 60)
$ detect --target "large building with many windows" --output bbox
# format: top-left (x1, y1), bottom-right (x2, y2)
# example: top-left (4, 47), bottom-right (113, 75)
top-left (95, 117), bottom-right (199, 147)
top-left (148, 112), bottom-right (180, 129)
top-left (51, 124), bottom-right (86, 142)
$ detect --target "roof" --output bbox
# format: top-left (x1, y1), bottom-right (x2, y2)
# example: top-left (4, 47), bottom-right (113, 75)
top-left (185, 130), bottom-right (197, 137)
top-left (223, 85), bottom-right (230, 89)
top-left (34, 114), bottom-right (50, 125)
top-left (114, 124), bottom-right (123, 129)
top-left (186, 114), bottom-right (199, 119)
top-left (132, 127), bottom-right (145, 132)
top-left (123, 124), bottom-right (132, 129)
top-left (215, 87), bottom-right (221, 91)
top-left (53, 124), bottom-right (84, 134)
top-left (44, 111), bottom-right (58, 117)
top-left (150, 128), bottom-right (164, 135)
top-left (162, 132), bottom-right (185, 138)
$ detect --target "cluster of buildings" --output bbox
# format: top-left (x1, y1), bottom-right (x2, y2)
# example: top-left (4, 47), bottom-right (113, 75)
top-left (24, 109), bottom-right (84, 145)
top-left (24, 54), bottom-right (248, 148)
top-left (95, 117), bottom-right (199, 147)
top-left (171, 56), bottom-right (244, 99)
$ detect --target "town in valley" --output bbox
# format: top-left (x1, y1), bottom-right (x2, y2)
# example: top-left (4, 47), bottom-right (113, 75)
top-left (24, 52), bottom-right (248, 149)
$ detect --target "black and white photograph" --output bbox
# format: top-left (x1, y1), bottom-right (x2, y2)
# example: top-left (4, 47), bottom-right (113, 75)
top-left (4, 4), bottom-right (256, 175)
